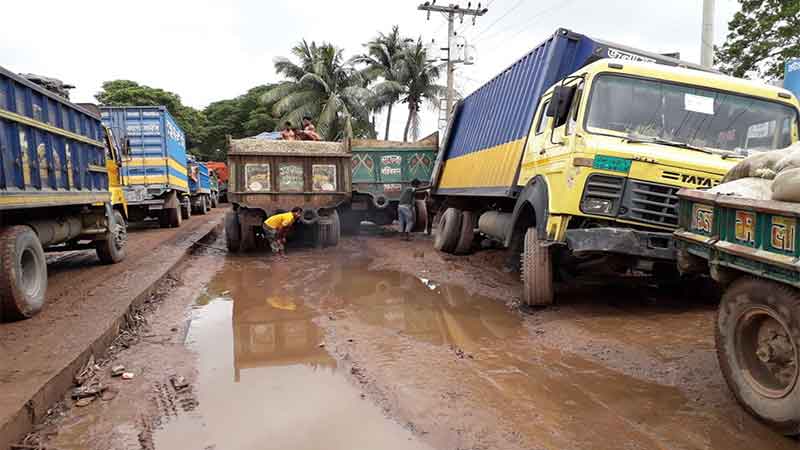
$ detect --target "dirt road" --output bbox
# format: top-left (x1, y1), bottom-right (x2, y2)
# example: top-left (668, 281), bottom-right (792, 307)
top-left (0, 207), bottom-right (225, 448)
top-left (23, 229), bottom-right (800, 450)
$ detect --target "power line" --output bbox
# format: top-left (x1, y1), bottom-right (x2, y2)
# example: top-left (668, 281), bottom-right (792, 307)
top-left (468, 0), bottom-right (526, 40)
top-left (480, 0), bottom-right (576, 46)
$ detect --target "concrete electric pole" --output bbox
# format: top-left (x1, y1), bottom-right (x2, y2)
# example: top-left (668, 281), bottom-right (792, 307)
top-left (418, 2), bottom-right (487, 125)
top-left (701, 0), bottom-right (715, 68)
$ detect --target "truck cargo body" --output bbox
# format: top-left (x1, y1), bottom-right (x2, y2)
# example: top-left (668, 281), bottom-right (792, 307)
top-left (0, 65), bottom-right (127, 320)
top-left (101, 106), bottom-right (188, 226)
top-left (206, 161), bottom-right (229, 202)
top-left (433, 28), bottom-right (708, 199)
top-left (346, 133), bottom-right (437, 228)
top-left (187, 155), bottom-right (211, 214)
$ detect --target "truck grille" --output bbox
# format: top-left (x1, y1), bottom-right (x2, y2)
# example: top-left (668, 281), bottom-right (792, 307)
top-left (580, 174), bottom-right (625, 216)
top-left (622, 180), bottom-right (680, 228)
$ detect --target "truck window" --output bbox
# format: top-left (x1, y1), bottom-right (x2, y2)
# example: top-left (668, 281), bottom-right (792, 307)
top-left (566, 83), bottom-right (584, 135)
top-left (535, 99), bottom-right (551, 135)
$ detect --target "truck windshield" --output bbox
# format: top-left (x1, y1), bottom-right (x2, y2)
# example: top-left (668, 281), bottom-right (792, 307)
top-left (585, 74), bottom-right (797, 155)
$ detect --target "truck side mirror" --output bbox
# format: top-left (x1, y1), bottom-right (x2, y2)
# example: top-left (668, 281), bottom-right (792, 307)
top-left (546, 85), bottom-right (576, 128)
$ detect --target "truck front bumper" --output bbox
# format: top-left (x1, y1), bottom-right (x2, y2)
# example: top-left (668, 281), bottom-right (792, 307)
top-left (564, 227), bottom-right (676, 261)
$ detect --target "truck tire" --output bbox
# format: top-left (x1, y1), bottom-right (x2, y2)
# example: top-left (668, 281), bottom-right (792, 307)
top-left (433, 207), bottom-right (461, 253)
top-left (325, 211), bottom-right (340, 247)
top-left (315, 222), bottom-right (327, 248)
top-left (455, 210), bottom-right (475, 255)
top-left (340, 211), bottom-right (361, 235)
top-left (0, 226), bottom-right (47, 321)
top-left (211, 193), bottom-right (218, 208)
top-left (521, 227), bottom-right (554, 306)
top-left (240, 222), bottom-right (256, 252)
top-left (96, 210), bottom-right (127, 264)
top-left (181, 198), bottom-right (192, 220)
top-left (168, 206), bottom-right (182, 228)
top-left (225, 212), bottom-right (241, 252)
top-left (412, 199), bottom-right (428, 233)
top-left (716, 277), bottom-right (800, 435)
top-left (197, 196), bottom-right (208, 215)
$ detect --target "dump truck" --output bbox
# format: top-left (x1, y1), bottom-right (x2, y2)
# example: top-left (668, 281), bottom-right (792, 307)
top-left (101, 106), bottom-right (190, 227)
top-left (429, 28), bottom-right (798, 306)
top-left (206, 161), bottom-right (228, 202)
top-left (0, 66), bottom-right (128, 320)
top-left (209, 168), bottom-right (220, 208)
top-left (186, 154), bottom-right (212, 216)
top-left (675, 187), bottom-right (800, 435)
top-left (342, 133), bottom-right (438, 232)
top-left (225, 137), bottom-right (351, 251)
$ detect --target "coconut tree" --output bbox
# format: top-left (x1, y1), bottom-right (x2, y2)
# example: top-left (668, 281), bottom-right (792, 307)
top-left (398, 40), bottom-right (447, 142)
top-left (352, 26), bottom-right (411, 140)
top-left (262, 40), bottom-right (373, 140)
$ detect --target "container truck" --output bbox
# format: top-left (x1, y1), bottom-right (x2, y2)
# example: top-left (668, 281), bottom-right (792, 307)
top-left (225, 137), bottom-right (351, 251)
top-left (186, 154), bottom-right (211, 216)
top-left (0, 66), bottom-right (128, 320)
top-left (100, 106), bottom-right (190, 228)
top-left (675, 187), bottom-right (800, 435)
top-left (429, 28), bottom-right (798, 306)
top-left (341, 133), bottom-right (438, 232)
top-left (209, 168), bottom-right (220, 208)
top-left (206, 161), bottom-right (228, 203)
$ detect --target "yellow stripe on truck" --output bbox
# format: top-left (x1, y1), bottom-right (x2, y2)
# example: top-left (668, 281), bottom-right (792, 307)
top-left (125, 175), bottom-right (189, 189)
top-left (127, 157), bottom-right (188, 176)
top-left (438, 138), bottom-right (525, 189)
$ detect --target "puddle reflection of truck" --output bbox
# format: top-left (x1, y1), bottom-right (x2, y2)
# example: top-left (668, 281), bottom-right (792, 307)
top-left (428, 28), bottom-right (797, 306)
top-left (225, 137), bottom-right (351, 251)
top-left (0, 67), bottom-right (128, 320)
top-left (101, 106), bottom-right (191, 227)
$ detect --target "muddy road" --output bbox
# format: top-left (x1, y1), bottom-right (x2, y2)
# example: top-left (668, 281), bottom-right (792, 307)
top-left (34, 230), bottom-right (798, 450)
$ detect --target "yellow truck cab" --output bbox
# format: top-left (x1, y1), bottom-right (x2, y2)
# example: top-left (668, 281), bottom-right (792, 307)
top-left (429, 29), bottom-right (800, 306)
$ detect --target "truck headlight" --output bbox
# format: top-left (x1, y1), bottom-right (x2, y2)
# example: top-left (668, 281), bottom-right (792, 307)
top-left (581, 197), bottom-right (615, 215)
top-left (579, 174), bottom-right (625, 217)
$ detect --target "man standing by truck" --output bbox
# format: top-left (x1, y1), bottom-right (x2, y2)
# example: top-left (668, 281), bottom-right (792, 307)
top-left (263, 207), bottom-right (303, 256)
top-left (398, 179), bottom-right (420, 241)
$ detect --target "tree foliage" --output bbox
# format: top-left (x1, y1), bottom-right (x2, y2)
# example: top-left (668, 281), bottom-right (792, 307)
top-left (396, 40), bottom-right (446, 142)
top-left (199, 85), bottom-right (277, 160)
top-left (716, 0), bottom-right (800, 80)
top-left (95, 80), bottom-right (208, 150)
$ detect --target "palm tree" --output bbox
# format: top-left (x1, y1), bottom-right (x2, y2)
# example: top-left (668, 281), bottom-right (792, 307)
top-left (398, 40), bottom-right (447, 142)
top-left (352, 26), bottom-right (411, 140)
top-left (262, 40), bottom-right (373, 141)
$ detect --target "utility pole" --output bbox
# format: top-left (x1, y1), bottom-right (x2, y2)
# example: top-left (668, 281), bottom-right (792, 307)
top-left (418, 2), bottom-right (487, 125)
top-left (701, 0), bottom-right (715, 68)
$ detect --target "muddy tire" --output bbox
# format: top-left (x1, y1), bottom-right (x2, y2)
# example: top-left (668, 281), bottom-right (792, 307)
top-left (240, 222), bottom-right (256, 252)
top-left (225, 212), bottom-right (241, 252)
top-left (96, 210), bottom-right (127, 264)
top-left (210, 194), bottom-right (218, 209)
top-left (521, 227), bottom-right (554, 306)
top-left (434, 207), bottom-right (461, 253)
top-left (716, 277), bottom-right (800, 435)
top-left (412, 199), bottom-right (428, 233)
top-left (325, 211), bottom-right (340, 247)
top-left (166, 206), bottom-right (182, 228)
top-left (455, 210), bottom-right (475, 255)
top-left (197, 196), bottom-right (208, 215)
top-left (181, 198), bottom-right (191, 220)
top-left (0, 226), bottom-right (47, 321)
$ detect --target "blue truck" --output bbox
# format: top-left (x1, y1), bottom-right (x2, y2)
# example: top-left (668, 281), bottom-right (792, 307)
top-left (0, 66), bottom-right (128, 320)
top-left (100, 106), bottom-right (190, 227)
top-left (186, 154), bottom-right (213, 215)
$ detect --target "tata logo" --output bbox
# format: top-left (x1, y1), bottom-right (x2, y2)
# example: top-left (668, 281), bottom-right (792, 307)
top-left (680, 174), bottom-right (719, 188)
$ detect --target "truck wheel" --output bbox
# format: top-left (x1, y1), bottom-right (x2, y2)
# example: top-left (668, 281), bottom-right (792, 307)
top-left (325, 211), bottom-right (340, 247)
top-left (211, 194), bottom-right (218, 208)
top-left (315, 222), bottom-right (327, 248)
top-left (433, 207), bottom-right (461, 253)
top-left (240, 222), bottom-right (256, 252)
top-left (455, 210), bottom-right (475, 255)
top-left (198, 196), bottom-right (208, 215)
top-left (168, 206), bottom-right (182, 228)
top-left (96, 210), bottom-right (127, 264)
top-left (225, 212), bottom-right (241, 252)
top-left (716, 277), bottom-right (800, 435)
top-left (0, 226), bottom-right (47, 321)
top-left (181, 198), bottom-right (192, 220)
top-left (521, 227), bottom-right (554, 306)
top-left (340, 211), bottom-right (361, 235)
top-left (412, 199), bottom-right (428, 233)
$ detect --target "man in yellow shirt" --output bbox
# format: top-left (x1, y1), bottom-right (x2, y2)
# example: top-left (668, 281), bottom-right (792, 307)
top-left (263, 207), bottom-right (302, 256)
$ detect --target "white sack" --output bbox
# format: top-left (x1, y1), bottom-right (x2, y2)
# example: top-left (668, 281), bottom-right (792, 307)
top-left (722, 146), bottom-right (796, 182)
top-left (708, 177), bottom-right (774, 200)
top-left (771, 167), bottom-right (800, 202)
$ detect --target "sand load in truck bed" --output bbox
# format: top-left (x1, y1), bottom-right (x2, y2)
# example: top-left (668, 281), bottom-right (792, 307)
top-left (229, 138), bottom-right (348, 156)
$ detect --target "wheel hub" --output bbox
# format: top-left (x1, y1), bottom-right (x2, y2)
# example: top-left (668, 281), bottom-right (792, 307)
top-left (737, 307), bottom-right (799, 399)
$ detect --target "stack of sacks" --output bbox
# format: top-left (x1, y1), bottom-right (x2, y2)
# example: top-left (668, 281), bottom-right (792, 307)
top-left (712, 142), bottom-right (800, 201)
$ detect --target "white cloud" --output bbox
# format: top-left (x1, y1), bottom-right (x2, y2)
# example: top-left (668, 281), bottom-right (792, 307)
top-left (1, 0), bottom-right (741, 141)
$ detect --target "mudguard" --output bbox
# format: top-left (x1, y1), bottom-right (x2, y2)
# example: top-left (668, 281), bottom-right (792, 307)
top-left (505, 176), bottom-right (549, 247)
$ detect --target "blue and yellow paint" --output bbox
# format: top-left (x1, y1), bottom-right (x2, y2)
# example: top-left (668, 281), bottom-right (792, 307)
top-left (122, 156), bottom-right (188, 191)
top-left (437, 138), bottom-right (525, 193)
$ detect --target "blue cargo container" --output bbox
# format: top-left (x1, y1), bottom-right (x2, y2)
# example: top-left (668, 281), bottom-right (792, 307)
top-left (0, 65), bottom-right (127, 320)
top-left (433, 28), bottom-right (709, 198)
top-left (101, 106), bottom-right (189, 226)
top-left (186, 155), bottom-right (213, 214)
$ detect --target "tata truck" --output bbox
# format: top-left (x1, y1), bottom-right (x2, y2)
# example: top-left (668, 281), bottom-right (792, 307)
top-left (430, 28), bottom-right (798, 306)
top-left (186, 154), bottom-right (212, 215)
top-left (101, 106), bottom-right (190, 228)
top-left (0, 66), bottom-right (128, 320)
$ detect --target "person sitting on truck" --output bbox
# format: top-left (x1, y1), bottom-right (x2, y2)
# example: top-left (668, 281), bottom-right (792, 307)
top-left (296, 116), bottom-right (321, 141)
top-left (397, 179), bottom-right (420, 241)
top-left (263, 207), bottom-right (303, 257)
top-left (280, 122), bottom-right (296, 141)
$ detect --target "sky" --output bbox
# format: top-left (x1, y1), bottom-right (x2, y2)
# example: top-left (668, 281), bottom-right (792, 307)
top-left (0, 0), bottom-right (741, 141)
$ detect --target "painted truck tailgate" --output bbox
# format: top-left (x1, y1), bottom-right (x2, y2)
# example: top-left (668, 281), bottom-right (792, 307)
top-left (434, 28), bottom-right (709, 198)
top-left (0, 65), bottom-right (111, 208)
top-left (100, 106), bottom-right (188, 193)
top-left (351, 133), bottom-right (438, 201)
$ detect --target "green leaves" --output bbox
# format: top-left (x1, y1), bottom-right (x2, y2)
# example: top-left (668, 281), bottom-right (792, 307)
top-left (716, 0), bottom-right (800, 80)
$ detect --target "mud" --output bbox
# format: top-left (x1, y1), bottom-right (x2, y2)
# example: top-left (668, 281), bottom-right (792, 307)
top-left (28, 230), bottom-right (800, 450)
